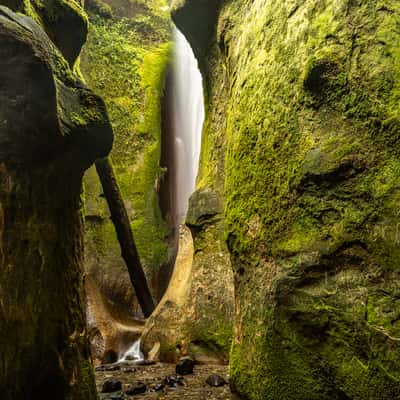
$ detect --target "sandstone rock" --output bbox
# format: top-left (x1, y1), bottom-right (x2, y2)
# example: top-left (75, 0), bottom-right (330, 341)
top-left (147, 341), bottom-right (161, 362)
top-left (141, 223), bottom-right (234, 363)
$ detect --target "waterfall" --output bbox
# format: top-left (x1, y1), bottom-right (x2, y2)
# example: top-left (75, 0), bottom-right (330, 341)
top-left (171, 27), bottom-right (204, 222)
top-left (119, 338), bottom-right (144, 362)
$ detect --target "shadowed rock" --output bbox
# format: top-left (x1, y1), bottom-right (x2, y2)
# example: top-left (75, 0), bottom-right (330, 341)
top-left (0, 5), bottom-right (112, 400)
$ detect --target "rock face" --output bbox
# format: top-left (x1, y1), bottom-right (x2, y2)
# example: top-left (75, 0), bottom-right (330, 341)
top-left (80, 0), bottom-right (172, 350)
top-left (173, 0), bottom-right (400, 399)
top-left (141, 219), bottom-right (234, 363)
top-left (0, 3), bottom-right (112, 400)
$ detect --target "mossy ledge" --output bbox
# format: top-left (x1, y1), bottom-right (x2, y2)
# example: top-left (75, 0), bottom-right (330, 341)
top-left (174, 0), bottom-right (400, 398)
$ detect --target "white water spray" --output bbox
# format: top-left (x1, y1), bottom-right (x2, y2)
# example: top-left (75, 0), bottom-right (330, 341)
top-left (119, 338), bottom-right (144, 362)
top-left (171, 27), bottom-right (204, 222)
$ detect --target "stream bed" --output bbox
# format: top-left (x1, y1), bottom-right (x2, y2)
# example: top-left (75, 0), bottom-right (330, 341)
top-left (96, 362), bottom-right (241, 400)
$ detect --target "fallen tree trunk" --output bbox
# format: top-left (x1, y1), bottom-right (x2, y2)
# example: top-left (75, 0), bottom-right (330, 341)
top-left (95, 157), bottom-right (155, 317)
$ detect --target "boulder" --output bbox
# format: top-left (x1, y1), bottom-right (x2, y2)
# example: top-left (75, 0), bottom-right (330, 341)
top-left (176, 356), bottom-right (195, 375)
top-left (125, 382), bottom-right (146, 395)
top-left (101, 379), bottom-right (122, 393)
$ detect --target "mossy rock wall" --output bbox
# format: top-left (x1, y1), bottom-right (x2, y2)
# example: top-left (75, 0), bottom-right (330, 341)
top-left (80, 0), bottom-right (172, 320)
top-left (0, 3), bottom-right (112, 399)
top-left (174, 0), bottom-right (400, 398)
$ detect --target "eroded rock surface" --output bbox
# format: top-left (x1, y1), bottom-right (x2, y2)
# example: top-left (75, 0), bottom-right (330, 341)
top-left (0, 4), bottom-right (112, 399)
top-left (173, 0), bottom-right (400, 399)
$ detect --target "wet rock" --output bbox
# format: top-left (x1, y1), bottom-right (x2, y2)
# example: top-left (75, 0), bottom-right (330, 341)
top-left (151, 383), bottom-right (165, 392)
top-left (122, 367), bottom-right (137, 373)
top-left (101, 379), bottom-right (122, 393)
top-left (176, 356), bottom-right (194, 375)
top-left (206, 374), bottom-right (227, 387)
top-left (163, 375), bottom-right (184, 387)
top-left (96, 364), bottom-right (121, 372)
top-left (135, 359), bottom-right (156, 366)
top-left (125, 382), bottom-right (147, 395)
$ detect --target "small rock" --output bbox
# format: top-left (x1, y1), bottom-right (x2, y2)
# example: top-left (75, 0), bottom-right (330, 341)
top-left (104, 364), bottom-right (121, 372)
top-left (163, 375), bottom-right (184, 387)
top-left (176, 356), bottom-right (194, 375)
top-left (125, 382), bottom-right (147, 395)
top-left (101, 379), bottom-right (122, 393)
top-left (206, 374), bottom-right (227, 387)
top-left (152, 383), bottom-right (164, 392)
top-left (122, 367), bottom-right (136, 373)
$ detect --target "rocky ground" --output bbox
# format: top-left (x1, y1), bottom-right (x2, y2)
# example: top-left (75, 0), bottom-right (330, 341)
top-left (96, 362), bottom-right (242, 399)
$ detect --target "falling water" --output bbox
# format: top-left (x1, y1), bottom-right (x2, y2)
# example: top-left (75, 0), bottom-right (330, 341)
top-left (171, 27), bottom-right (204, 222)
top-left (119, 338), bottom-right (144, 362)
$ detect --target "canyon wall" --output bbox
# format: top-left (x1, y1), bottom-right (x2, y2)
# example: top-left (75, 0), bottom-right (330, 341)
top-left (173, 0), bottom-right (400, 399)
top-left (0, 1), bottom-right (112, 398)
top-left (80, 0), bottom-right (172, 357)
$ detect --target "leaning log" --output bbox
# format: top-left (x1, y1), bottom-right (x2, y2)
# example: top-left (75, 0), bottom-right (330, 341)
top-left (95, 157), bottom-right (155, 317)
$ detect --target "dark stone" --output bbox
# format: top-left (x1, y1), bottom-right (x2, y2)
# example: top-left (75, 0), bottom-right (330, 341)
top-left (101, 379), bottom-right (122, 393)
top-left (134, 359), bottom-right (156, 366)
top-left (96, 363), bottom-right (121, 372)
top-left (0, 5), bottom-right (112, 400)
top-left (206, 374), bottom-right (227, 387)
top-left (186, 189), bottom-right (221, 228)
top-left (163, 375), bottom-right (184, 387)
top-left (102, 350), bottom-right (118, 364)
top-left (125, 382), bottom-right (147, 395)
top-left (105, 365), bottom-right (121, 372)
top-left (175, 356), bottom-right (195, 375)
top-left (0, 6), bottom-right (113, 168)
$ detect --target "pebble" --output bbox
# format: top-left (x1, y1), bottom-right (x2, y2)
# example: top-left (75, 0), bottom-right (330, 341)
top-left (126, 382), bottom-right (147, 395)
top-left (206, 374), bottom-right (227, 387)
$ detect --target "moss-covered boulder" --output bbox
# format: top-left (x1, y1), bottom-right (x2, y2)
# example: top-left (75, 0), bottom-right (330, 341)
top-left (0, 4), bottom-right (112, 400)
top-left (174, 0), bottom-right (400, 398)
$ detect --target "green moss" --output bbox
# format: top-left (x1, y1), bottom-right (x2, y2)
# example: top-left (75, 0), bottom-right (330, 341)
top-left (175, 0), bottom-right (400, 398)
top-left (81, 2), bottom-right (172, 274)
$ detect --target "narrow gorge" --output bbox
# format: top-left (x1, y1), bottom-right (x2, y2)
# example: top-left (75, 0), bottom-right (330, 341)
top-left (1, 1), bottom-right (400, 400)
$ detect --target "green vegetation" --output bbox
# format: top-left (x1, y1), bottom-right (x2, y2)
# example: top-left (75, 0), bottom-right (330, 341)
top-left (81, 0), bottom-right (172, 276)
top-left (174, 0), bottom-right (400, 398)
